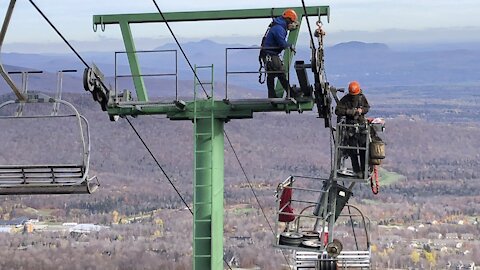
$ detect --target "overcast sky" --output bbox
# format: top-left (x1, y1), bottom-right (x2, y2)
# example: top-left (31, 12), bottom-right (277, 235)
top-left (1, 0), bottom-right (480, 52)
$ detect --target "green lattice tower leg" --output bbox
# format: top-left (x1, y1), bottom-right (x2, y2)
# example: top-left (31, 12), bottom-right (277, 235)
top-left (193, 118), bottom-right (224, 270)
top-left (193, 64), bottom-right (224, 270)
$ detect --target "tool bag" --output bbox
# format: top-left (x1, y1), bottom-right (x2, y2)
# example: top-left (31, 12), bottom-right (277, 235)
top-left (370, 139), bottom-right (385, 165)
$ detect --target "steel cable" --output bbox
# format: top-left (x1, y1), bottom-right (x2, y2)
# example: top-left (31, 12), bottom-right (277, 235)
top-left (151, 0), bottom-right (210, 98)
top-left (125, 117), bottom-right (193, 214)
top-left (224, 130), bottom-right (291, 267)
top-left (28, 0), bottom-right (294, 267)
top-left (150, 0), bottom-right (291, 267)
top-left (300, 0), bottom-right (361, 255)
top-left (26, 1), bottom-right (233, 268)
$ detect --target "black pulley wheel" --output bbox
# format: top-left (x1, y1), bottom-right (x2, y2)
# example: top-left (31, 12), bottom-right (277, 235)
top-left (279, 232), bottom-right (303, 246)
top-left (83, 68), bottom-right (95, 92)
top-left (301, 230), bottom-right (320, 240)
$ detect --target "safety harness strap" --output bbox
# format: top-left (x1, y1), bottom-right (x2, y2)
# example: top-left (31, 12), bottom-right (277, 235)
top-left (258, 21), bottom-right (275, 84)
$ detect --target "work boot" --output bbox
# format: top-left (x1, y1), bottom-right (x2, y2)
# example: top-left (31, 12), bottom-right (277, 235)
top-left (291, 89), bottom-right (304, 98)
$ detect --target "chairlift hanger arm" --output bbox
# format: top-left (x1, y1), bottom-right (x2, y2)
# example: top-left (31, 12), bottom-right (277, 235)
top-left (0, 0), bottom-right (26, 101)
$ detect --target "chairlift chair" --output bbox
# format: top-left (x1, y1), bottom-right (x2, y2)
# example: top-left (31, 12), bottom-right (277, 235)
top-left (0, 3), bottom-right (97, 194)
top-left (0, 82), bottom-right (98, 195)
top-left (275, 176), bottom-right (372, 269)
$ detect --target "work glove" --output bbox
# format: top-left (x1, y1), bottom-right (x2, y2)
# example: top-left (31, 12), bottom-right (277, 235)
top-left (346, 108), bottom-right (355, 116)
top-left (287, 21), bottom-right (299, 31)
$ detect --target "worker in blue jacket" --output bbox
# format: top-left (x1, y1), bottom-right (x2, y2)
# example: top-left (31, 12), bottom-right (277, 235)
top-left (261, 9), bottom-right (301, 98)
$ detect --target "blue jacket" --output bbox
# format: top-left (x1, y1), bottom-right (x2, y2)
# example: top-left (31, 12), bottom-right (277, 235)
top-left (262, 16), bottom-right (290, 56)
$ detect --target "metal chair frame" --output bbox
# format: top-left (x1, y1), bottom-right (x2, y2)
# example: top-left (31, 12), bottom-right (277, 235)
top-left (274, 175), bottom-right (371, 269)
top-left (0, 93), bottom-right (98, 194)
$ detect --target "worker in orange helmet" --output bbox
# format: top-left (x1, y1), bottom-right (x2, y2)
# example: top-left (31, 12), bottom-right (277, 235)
top-left (259, 9), bottom-right (302, 98)
top-left (335, 81), bottom-right (370, 178)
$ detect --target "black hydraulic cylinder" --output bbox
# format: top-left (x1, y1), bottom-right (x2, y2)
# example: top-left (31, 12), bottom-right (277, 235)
top-left (294, 61), bottom-right (312, 96)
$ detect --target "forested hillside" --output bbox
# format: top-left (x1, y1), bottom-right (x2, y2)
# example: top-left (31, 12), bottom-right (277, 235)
top-left (0, 85), bottom-right (479, 268)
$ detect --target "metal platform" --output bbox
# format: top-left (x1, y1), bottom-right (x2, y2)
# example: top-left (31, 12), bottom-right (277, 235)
top-left (112, 96), bottom-right (313, 109)
top-left (227, 97), bottom-right (311, 106)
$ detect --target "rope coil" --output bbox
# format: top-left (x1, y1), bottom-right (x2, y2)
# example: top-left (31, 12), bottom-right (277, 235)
top-left (370, 165), bottom-right (380, 194)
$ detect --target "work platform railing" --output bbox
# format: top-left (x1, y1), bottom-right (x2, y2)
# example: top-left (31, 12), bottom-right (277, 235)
top-left (95, 47), bottom-right (318, 120)
top-left (333, 118), bottom-right (386, 184)
top-left (112, 49), bottom-right (179, 105)
top-left (222, 46), bottom-right (318, 115)
top-left (333, 121), bottom-right (371, 182)
top-left (225, 46), bottom-right (295, 100)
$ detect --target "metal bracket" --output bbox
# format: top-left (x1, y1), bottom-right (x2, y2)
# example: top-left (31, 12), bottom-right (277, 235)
top-left (0, 0), bottom-right (26, 101)
top-left (174, 100), bottom-right (186, 110)
top-left (83, 64), bottom-right (110, 111)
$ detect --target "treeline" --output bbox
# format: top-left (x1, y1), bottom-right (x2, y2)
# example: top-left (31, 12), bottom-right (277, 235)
top-left (1, 92), bottom-right (480, 268)
top-left (2, 93), bottom-right (479, 195)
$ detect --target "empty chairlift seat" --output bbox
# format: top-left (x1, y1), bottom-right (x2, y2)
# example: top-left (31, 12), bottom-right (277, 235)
top-left (0, 94), bottom-right (99, 195)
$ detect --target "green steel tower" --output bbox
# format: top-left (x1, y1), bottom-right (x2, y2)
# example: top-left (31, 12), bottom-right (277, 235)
top-left (86, 6), bottom-right (330, 270)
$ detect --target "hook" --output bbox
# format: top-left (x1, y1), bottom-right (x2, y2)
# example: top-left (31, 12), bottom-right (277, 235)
top-left (314, 20), bottom-right (326, 37)
top-left (101, 16), bottom-right (105, 32)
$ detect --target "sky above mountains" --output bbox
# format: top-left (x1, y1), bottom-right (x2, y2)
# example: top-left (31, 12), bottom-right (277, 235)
top-left (2, 40), bottom-right (480, 95)
top-left (1, 1), bottom-right (480, 53)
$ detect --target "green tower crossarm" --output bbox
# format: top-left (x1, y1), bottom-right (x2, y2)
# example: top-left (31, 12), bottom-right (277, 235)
top-left (93, 6), bottom-right (329, 24)
top-left (93, 6), bottom-right (329, 103)
top-left (107, 98), bottom-right (315, 120)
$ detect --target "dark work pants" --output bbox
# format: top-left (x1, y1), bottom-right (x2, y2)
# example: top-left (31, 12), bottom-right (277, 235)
top-left (265, 54), bottom-right (289, 98)
top-left (347, 132), bottom-right (367, 174)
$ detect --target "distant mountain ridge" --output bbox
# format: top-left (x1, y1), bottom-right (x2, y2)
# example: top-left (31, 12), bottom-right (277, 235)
top-left (330, 41), bottom-right (390, 52)
top-left (154, 39), bottom-right (248, 52)
top-left (1, 39), bottom-right (480, 93)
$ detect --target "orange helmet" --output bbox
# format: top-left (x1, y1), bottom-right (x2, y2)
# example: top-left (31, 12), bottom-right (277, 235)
top-left (282, 9), bottom-right (298, 22)
top-left (348, 81), bottom-right (361, 95)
